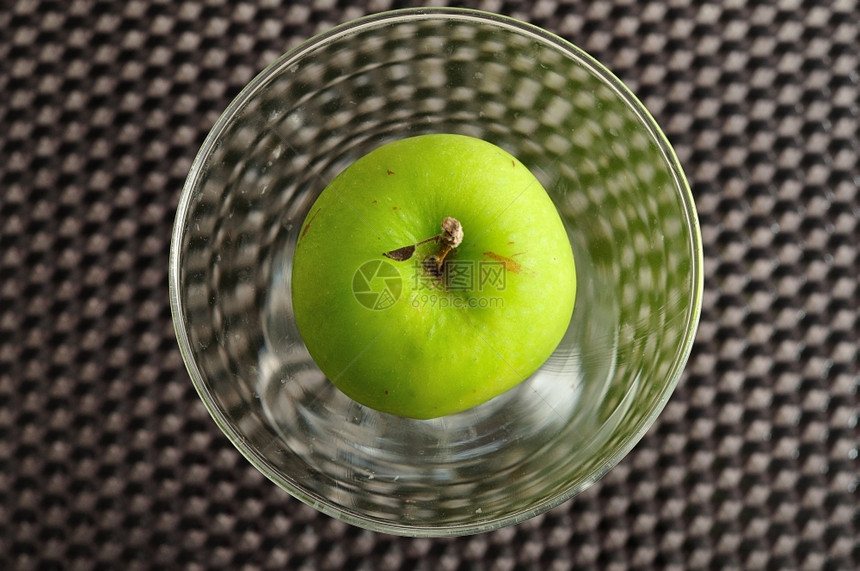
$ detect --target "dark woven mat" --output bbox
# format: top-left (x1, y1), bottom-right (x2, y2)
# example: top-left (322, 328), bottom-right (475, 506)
top-left (1, 1), bottom-right (857, 569)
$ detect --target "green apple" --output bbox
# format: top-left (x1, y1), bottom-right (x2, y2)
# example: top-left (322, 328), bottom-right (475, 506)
top-left (291, 134), bottom-right (575, 419)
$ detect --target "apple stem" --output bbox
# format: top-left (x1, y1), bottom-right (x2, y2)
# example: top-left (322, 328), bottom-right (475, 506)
top-left (433, 217), bottom-right (463, 271)
top-left (440, 217), bottom-right (464, 249)
top-left (383, 217), bottom-right (463, 271)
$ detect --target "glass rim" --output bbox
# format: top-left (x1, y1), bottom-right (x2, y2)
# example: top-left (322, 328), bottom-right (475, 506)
top-left (169, 7), bottom-right (704, 537)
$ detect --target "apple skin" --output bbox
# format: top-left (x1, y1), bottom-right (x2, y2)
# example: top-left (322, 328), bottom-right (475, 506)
top-left (291, 134), bottom-right (575, 419)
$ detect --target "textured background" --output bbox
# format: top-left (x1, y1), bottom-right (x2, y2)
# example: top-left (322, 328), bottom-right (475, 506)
top-left (1, 0), bottom-right (857, 569)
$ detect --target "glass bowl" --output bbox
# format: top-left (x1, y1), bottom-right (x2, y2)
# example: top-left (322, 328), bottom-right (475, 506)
top-left (170, 8), bottom-right (702, 537)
